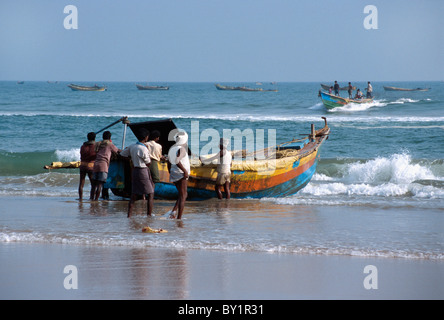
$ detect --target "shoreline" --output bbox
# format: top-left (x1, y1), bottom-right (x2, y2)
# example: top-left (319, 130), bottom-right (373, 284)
top-left (0, 195), bottom-right (443, 300)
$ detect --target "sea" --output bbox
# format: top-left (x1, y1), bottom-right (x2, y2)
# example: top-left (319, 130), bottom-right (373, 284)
top-left (1, 81), bottom-right (443, 261)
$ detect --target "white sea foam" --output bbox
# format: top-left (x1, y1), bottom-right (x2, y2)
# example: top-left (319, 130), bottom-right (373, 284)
top-left (264, 153), bottom-right (444, 207)
top-left (1, 230), bottom-right (442, 260)
top-left (2, 111), bottom-right (444, 123)
top-left (55, 148), bottom-right (80, 161)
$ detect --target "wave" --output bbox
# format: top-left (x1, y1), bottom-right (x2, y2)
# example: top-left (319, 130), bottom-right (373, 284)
top-left (2, 111), bottom-right (444, 123)
top-left (263, 153), bottom-right (444, 207)
top-left (326, 97), bottom-right (435, 113)
top-left (1, 230), bottom-right (442, 260)
top-left (0, 149), bottom-right (79, 176)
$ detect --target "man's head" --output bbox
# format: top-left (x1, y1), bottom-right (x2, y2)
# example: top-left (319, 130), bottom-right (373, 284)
top-left (137, 128), bottom-right (150, 142)
top-left (103, 131), bottom-right (112, 140)
top-left (87, 132), bottom-right (96, 141)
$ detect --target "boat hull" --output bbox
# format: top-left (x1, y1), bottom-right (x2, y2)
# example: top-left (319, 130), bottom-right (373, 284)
top-left (319, 91), bottom-right (373, 109)
top-left (68, 84), bottom-right (107, 91)
top-left (136, 84), bottom-right (169, 90)
top-left (383, 86), bottom-right (429, 92)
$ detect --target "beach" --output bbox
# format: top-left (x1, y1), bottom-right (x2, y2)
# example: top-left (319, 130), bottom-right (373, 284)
top-left (1, 196), bottom-right (442, 300)
top-left (0, 81), bottom-right (443, 301)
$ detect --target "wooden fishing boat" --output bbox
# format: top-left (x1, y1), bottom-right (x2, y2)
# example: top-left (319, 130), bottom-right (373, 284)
top-left (383, 86), bottom-right (430, 92)
top-left (319, 91), bottom-right (373, 109)
top-left (321, 84), bottom-right (356, 91)
top-left (111, 118), bottom-right (329, 200)
top-left (44, 117), bottom-right (330, 200)
top-left (215, 84), bottom-right (242, 90)
top-left (136, 84), bottom-right (169, 90)
top-left (215, 84), bottom-right (277, 92)
top-left (68, 84), bottom-right (107, 91)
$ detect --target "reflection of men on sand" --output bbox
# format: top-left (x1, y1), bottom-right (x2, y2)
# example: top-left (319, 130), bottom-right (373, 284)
top-left (201, 138), bottom-right (232, 200)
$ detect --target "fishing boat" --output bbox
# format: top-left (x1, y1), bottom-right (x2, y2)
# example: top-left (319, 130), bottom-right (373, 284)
top-left (215, 84), bottom-right (277, 92)
top-left (383, 86), bottom-right (430, 92)
top-left (68, 84), bottom-right (107, 91)
top-left (114, 118), bottom-right (329, 199)
top-left (319, 91), bottom-right (373, 109)
top-left (44, 117), bottom-right (330, 200)
top-left (215, 84), bottom-right (242, 90)
top-left (321, 84), bottom-right (356, 91)
top-left (17, 81), bottom-right (24, 85)
top-left (136, 84), bottom-right (169, 90)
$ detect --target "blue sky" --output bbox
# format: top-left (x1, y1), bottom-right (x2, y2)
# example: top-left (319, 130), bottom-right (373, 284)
top-left (0, 0), bottom-right (442, 82)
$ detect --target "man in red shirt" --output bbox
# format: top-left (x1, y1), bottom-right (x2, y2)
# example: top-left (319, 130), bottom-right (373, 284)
top-left (78, 132), bottom-right (97, 200)
top-left (91, 131), bottom-right (120, 201)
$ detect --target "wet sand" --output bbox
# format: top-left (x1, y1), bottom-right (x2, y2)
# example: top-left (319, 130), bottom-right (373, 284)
top-left (1, 241), bottom-right (442, 300)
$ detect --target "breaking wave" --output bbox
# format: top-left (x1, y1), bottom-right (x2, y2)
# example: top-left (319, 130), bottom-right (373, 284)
top-left (263, 153), bottom-right (444, 207)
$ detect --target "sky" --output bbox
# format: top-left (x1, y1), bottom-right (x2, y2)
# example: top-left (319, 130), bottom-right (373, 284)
top-left (0, 0), bottom-right (442, 82)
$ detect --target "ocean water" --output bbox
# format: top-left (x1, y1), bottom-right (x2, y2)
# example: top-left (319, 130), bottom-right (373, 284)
top-left (0, 81), bottom-right (443, 260)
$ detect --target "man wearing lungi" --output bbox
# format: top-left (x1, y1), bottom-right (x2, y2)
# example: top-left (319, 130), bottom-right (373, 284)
top-left (120, 129), bottom-right (155, 218)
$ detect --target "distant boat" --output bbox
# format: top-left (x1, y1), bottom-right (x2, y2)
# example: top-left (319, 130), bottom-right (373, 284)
top-left (215, 84), bottom-right (242, 90)
top-left (47, 81), bottom-right (59, 84)
top-left (321, 84), bottom-right (356, 91)
top-left (68, 84), bottom-right (107, 91)
top-left (215, 84), bottom-right (277, 92)
top-left (136, 84), bottom-right (169, 90)
top-left (383, 86), bottom-right (430, 92)
top-left (17, 81), bottom-right (24, 84)
top-left (319, 91), bottom-right (373, 109)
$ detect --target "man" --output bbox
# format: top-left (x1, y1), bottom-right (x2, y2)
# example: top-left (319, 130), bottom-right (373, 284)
top-left (334, 81), bottom-right (340, 96)
top-left (167, 130), bottom-right (190, 219)
top-left (366, 81), bottom-right (373, 98)
top-left (120, 129), bottom-right (155, 218)
top-left (201, 138), bottom-right (232, 200)
top-left (347, 82), bottom-right (353, 99)
top-left (145, 130), bottom-right (164, 184)
top-left (78, 132), bottom-right (96, 200)
top-left (91, 131), bottom-right (120, 201)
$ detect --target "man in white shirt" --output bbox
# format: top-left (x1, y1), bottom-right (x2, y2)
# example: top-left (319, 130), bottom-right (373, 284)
top-left (201, 138), bottom-right (232, 199)
top-left (366, 81), bottom-right (373, 98)
top-left (145, 130), bottom-right (164, 184)
top-left (120, 129), bottom-right (155, 218)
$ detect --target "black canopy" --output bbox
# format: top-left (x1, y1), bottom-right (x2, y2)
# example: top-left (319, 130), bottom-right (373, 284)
top-left (127, 118), bottom-right (191, 155)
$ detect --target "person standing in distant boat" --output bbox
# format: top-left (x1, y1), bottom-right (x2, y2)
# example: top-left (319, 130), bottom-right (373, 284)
top-left (201, 138), bottom-right (232, 200)
top-left (348, 82), bottom-right (353, 99)
top-left (334, 81), bottom-right (340, 96)
top-left (78, 132), bottom-right (97, 200)
top-left (91, 131), bottom-right (120, 201)
top-left (366, 81), bottom-right (373, 98)
top-left (167, 130), bottom-right (190, 219)
top-left (120, 129), bottom-right (155, 218)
